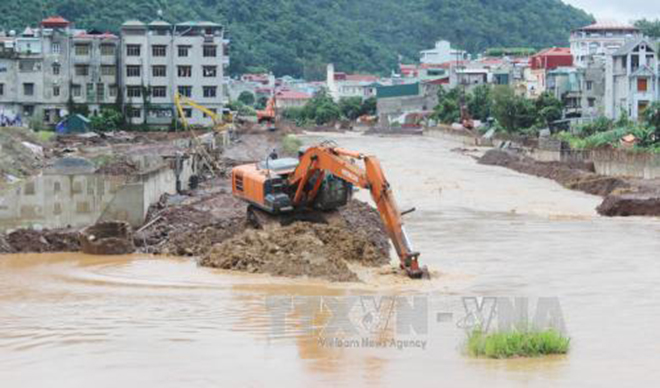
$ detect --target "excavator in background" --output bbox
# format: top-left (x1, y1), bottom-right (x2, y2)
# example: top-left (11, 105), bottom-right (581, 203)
top-left (256, 96), bottom-right (277, 130)
top-left (174, 93), bottom-right (234, 133)
top-left (231, 143), bottom-right (429, 279)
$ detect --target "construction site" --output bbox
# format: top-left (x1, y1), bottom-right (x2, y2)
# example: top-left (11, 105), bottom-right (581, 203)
top-left (2, 119), bottom-right (660, 386)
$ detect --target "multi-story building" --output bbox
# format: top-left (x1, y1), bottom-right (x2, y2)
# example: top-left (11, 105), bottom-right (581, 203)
top-left (420, 40), bottom-right (468, 65)
top-left (605, 37), bottom-right (659, 120)
top-left (0, 16), bottom-right (120, 126)
top-left (570, 21), bottom-right (642, 68)
top-left (119, 20), bottom-right (228, 127)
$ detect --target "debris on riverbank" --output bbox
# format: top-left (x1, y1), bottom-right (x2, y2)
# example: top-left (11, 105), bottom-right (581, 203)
top-left (479, 149), bottom-right (660, 217)
top-left (0, 228), bottom-right (80, 254)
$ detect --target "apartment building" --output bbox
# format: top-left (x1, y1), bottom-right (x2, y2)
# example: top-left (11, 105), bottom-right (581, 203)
top-left (605, 37), bottom-right (659, 120)
top-left (0, 17), bottom-right (119, 125)
top-left (570, 21), bottom-right (642, 68)
top-left (119, 20), bottom-right (228, 126)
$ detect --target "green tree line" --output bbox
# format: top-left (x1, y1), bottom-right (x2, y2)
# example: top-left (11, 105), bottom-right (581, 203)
top-left (0, 0), bottom-right (593, 77)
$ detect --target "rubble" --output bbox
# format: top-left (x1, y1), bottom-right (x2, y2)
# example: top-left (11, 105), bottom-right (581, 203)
top-left (80, 221), bottom-right (135, 255)
top-left (0, 229), bottom-right (80, 254)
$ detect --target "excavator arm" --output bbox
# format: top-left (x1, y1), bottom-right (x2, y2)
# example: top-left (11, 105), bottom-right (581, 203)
top-left (288, 146), bottom-right (428, 279)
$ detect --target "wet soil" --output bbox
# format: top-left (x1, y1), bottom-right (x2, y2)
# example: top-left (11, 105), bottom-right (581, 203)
top-left (479, 149), bottom-right (660, 217)
top-left (0, 228), bottom-right (80, 254)
top-left (200, 221), bottom-right (388, 282)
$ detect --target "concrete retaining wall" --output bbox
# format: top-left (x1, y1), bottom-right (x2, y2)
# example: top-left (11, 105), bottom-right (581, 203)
top-left (592, 150), bottom-right (660, 179)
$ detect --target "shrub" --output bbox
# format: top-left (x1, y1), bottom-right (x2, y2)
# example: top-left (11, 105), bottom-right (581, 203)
top-left (467, 329), bottom-right (570, 359)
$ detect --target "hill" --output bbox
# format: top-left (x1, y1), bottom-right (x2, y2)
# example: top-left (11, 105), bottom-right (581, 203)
top-left (0, 0), bottom-right (593, 77)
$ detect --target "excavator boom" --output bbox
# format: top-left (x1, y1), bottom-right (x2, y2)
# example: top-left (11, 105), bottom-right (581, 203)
top-left (231, 144), bottom-right (428, 279)
top-left (288, 146), bottom-right (427, 278)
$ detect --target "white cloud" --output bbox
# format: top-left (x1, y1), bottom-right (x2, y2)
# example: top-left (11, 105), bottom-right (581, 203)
top-left (563, 0), bottom-right (660, 24)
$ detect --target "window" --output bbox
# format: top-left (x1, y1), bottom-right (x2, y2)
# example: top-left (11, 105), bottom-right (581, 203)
top-left (101, 65), bottom-right (116, 77)
top-left (178, 86), bottom-right (192, 97)
top-left (23, 105), bottom-right (35, 116)
top-left (203, 86), bottom-right (217, 98)
top-left (177, 65), bottom-right (192, 77)
top-left (72, 84), bottom-right (82, 97)
top-left (0, 83), bottom-right (4, 96)
top-left (203, 45), bottom-right (217, 57)
top-left (100, 44), bottom-right (115, 56)
top-left (97, 83), bottom-right (104, 101)
top-left (75, 65), bottom-right (89, 76)
top-left (127, 107), bottom-right (141, 118)
top-left (53, 86), bottom-right (60, 97)
top-left (23, 83), bottom-right (34, 96)
top-left (588, 98), bottom-right (596, 108)
top-left (109, 85), bottom-right (118, 98)
top-left (52, 42), bottom-right (61, 54)
top-left (586, 81), bottom-right (593, 91)
top-left (127, 86), bottom-right (142, 98)
top-left (203, 66), bottom-right (217, 77)
top-left (75, 44), bottom-right (90, 56)
top-left (19, 60), bottom-right (38, 72)
top-left (638, 78), bottom-right (648, 92)
top-left (52, 63), bottom-right (60, 75)
top-left (178, 45), bottom-right (190, 57)
top-left (152, 65), bottom-right (167, 77)
top-left (152, 45), bottom-right (167, 57)
top-left (152, 86), bottom-right (167, 98)
top-left (183, 108), bottom-right (192, 118)
top-left (126, 65), bottom-right (141, 77)
top-left (87, 83), bottom-right (94, 99)
top-left (126, 44), bottom-right (141, 56)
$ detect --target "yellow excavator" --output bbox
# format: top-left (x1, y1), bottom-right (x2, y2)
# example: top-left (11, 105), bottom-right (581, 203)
top-left (174, 93), bottom-right (234, 133)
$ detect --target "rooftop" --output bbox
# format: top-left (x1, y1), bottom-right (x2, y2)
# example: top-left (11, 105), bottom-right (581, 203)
top-left (533, 47), bottom-right (572, 57)
top-left (575, 21), bottom-right (640, 32)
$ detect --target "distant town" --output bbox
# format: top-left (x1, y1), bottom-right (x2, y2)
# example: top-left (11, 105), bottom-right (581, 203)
top-left (0, 17), bottom-right (657, 131)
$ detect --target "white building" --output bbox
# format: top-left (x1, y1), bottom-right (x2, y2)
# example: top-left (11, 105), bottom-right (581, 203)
top-left (420, 40), bottom-right (468, 65)
top-left (570, 21), bottom-right (642, 68)
top-left (120, 20), bottom-right (229, 126)
top-left (604, 37), bottom-right (659, 120)
top-left (326, 63), bottom-right (378, 101)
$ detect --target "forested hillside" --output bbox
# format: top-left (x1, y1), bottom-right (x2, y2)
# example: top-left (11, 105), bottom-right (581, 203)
top-left (0, 0), bottom-right (593, 77)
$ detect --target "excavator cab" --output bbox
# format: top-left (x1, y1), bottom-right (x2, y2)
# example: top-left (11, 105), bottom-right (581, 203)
top-left (311, 174), bottom-right (352, 211)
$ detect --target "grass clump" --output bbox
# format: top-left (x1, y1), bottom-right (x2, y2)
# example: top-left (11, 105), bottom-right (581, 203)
top-left (281, 134), bottom-right (303, 155)
top-left (467, 329), bottom-right (570, 359)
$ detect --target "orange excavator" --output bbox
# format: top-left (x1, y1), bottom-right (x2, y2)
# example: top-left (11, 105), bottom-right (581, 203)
top-left (231, 143), bottom-right (429, 279)
top-left (257, 96), bottom-right (276, 129)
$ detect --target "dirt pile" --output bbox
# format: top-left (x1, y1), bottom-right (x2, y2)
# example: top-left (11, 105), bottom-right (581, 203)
top-left (339, 199), bottom-right (390, 257)
top-left (479, 149), bottom-right (629, 197)
top-left (200, 221), bottom-right (388, 282)
top-left (0, 229), bottom-right (80, 254)
top-left (0, 127), bottom-right (47, 188)
top-left (479, 149), bottom-right (660, 217)
top-left (95, 158), bottom-right (140, 175)
top-left (597, 195), bottom-right (660, 217)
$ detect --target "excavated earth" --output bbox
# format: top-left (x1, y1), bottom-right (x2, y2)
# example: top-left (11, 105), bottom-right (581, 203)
top-left (479, 149), bottom-right (660, 217)
top-left (200, 221), bottom-right (389, 282)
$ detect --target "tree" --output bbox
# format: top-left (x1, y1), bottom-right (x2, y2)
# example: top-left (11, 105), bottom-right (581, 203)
top-left (635, 19), bottom-right (660, 38)
top-left (467, 85), bottom-right (492, 121)
top-left (90, 108), bottom-right (124, 132)
top-left (492, 86), bottom-right (536, 133)
top-left (339, 97), bottom-right (363, 120)
top-left (433, 86), bottom-right (462, 124)
top-left (237, 91), bottom-right (255, 106)
top-left (535, 92), bottom-right (563, 126)
top-left (361, 97), bottom-right (377, 116)
top-left (644, 101), bottom-right (660, 142)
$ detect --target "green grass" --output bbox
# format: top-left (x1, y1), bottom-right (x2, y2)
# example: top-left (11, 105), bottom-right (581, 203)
top-left (281, 134), bottom-right (303, 155)
top-left (36, 131), bottom-right (56, 143)
top-left (467, 329), bottom-right (570, 359)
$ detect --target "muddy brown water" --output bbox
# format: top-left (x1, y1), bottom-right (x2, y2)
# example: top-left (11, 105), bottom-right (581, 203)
top-left (2, 133), bottom-right (660, 387)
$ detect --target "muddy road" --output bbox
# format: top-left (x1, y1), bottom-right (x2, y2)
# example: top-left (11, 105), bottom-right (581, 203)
top-left (2, 133), bottom-right (660, 387)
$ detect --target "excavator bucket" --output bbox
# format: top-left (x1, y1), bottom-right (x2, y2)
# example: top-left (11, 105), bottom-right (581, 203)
top-left (406, 266), bottom-right (430, 280)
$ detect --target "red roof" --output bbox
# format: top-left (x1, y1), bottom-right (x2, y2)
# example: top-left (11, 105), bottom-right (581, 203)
top-left (530, 47), bottom-right (573, 70)
top-left (276, 89), bottom-right (312, 100)
top-left (74, 31), bottom-right (118, 39)
top-left (344, 74), bottom-right (378, 82)
top-left (41, 16), bottom-right (70, 28)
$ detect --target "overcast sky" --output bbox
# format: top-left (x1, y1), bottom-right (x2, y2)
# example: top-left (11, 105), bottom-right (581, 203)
top-left (563, 0), bottom-right (660, 23)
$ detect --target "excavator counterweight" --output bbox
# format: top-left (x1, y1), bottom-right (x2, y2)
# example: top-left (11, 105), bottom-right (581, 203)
top-left (231, 145), bottom-right (429, 279)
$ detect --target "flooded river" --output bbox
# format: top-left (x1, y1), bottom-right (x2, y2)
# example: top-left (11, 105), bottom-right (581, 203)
top-left (2, 133), bottom-right (660, 387)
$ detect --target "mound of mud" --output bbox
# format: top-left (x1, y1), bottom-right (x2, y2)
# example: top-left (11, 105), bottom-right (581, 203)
top-left (200, 222), bottom-right (388, 282)
top-left (339, 199), bottom-right (390, 257)
top-left (479, 149), bottom-right (629, 197)
top-left (160, 218), bottom-right (246, 257)
top-left (1, 229), bottom-right (80, 254)
top-left (597, 195), bottom-right (660, 217)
